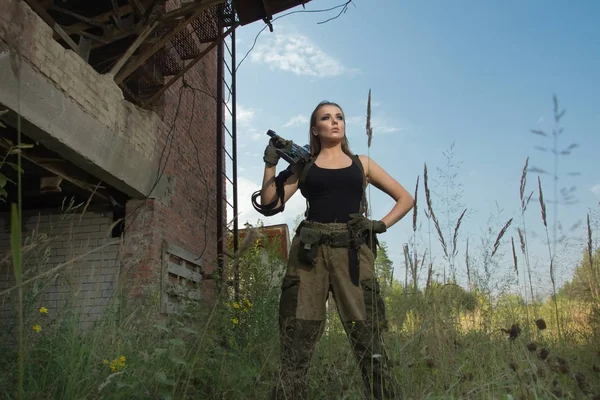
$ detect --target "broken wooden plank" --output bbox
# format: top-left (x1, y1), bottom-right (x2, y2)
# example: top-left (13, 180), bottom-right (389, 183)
top-left (109, 20), bottom-right (159, 76)
top-left (114, 0), bottom-right (226, 84)
top-left (167, 261), bottom-right (202, 283)
top-left (166, 243), bottom-right (202, 266)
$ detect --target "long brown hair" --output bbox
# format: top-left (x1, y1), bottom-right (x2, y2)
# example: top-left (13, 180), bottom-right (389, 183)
top-left (309, 101), bottom-right (353, 157)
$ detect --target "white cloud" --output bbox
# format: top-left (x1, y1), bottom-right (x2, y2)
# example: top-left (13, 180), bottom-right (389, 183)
top-left (249, 30), bottom-right (353, 77)
top-left (229, 176), bottom-right (307, 227)
top-left (223, 103), bottom-right (264, 141)
top-left (346, 114), bottom-right (404, 135)
top-left (591, 184), bottom-right (600, 199)
top-left (283, 114), bottom-right (309, 128)
top-left (223, 102), bottom-right (257, 127)
top-left (250, 129), bottom-right (262, 141)
top-left (346, 116), bottom-right (363, 125)
top-left (237, 105), bottom-right (255, 126)
top-left (375, 125), bottom-right (401, 134)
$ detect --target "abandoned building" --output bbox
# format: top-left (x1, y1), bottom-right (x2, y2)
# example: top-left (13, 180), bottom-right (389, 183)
top-left (0, 0), bottom-right (309, 331)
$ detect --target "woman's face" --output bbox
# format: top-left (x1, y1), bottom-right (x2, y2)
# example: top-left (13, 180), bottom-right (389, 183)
top-left (312, 104), bottom-right (345, 142)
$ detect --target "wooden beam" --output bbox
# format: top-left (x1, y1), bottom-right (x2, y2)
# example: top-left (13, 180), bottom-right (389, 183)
top-left (68, 23), bottom-right (141, 50)
top-left (0, 141), bottom-right (113, 203)
top-left (114, 0), bottom-right (225, 84)
top-left (53, 5), bottom-right (134, 38)
top-left (160, 0), bottom-right (223, 22)
top-left (109, 20), bottom-right (159, 76)
top-left (23, 0), bottom-right (79, 52)
top-left (142, 24), bottom-right (237, 107)
top-left (48, 5), bottom-right (106, 29)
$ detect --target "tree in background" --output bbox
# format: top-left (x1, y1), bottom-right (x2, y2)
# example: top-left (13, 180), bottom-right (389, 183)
top-left (375, 240), bottom-right (394, 296)
top-left (559, 247), bottom-right (600, 303)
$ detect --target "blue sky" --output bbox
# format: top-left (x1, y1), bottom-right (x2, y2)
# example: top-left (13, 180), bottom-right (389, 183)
top-left (226, 0), bottom-right (600, 296)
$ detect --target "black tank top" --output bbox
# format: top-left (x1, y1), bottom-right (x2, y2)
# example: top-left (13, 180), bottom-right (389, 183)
top-left (303, 158), bottom-right (364, 223)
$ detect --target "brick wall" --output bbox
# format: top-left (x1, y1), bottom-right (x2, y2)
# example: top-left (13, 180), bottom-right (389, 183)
top-left (0, 0), bottom-right (224, 315)
top-left (119, 0), bottom-right (222, 304)
top-left (122, 53), bottom-right (221, 303)
top-left (0, 208), bottom-right (121, 333)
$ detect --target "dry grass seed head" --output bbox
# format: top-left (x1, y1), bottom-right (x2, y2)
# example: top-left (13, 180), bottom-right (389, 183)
top-left (423, 163), bottom-right (448, 257)
top-left (524, 191), bottom-right (534, 212)
top-left (520, 157), bottom-right (529, 210)
top-left (434, 215), bottom-right (448, 258)
top-left (465, 238), bottom-right (471, 286)
top-left (537, 176), bottom-right (547, 227)
top-left (366, 89), bottom-right (373, 147)
top-left (452, 208), bottom-right (467, 258)
top-left (412, 175), bottom-right (419, 232)
top-left (587, 213), bottom-right (594, 271)
top-left (424, 163), bottom-right (432, 212)
top-left (490, 218), bottom-right (513, 259)
top-left (517, 227), bottom-right (526, 255)
top-left (511, 236), bottom-right (518, 275)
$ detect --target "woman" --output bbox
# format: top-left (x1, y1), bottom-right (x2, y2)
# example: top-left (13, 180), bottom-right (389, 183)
top-left (261, 101), bottom-right (414, 399)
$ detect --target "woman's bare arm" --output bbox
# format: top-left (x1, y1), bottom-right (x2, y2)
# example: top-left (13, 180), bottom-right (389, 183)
top-left (359, 155), bottom-right (415, 229)
top-left (260, 164), bottom-right (301, 208)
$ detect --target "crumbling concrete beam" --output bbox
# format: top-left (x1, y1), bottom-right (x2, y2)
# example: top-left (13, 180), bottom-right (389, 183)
top-left (0, 51), bottom-right (161, 199)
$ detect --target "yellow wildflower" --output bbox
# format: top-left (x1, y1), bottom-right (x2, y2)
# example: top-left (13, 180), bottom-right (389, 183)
top-left (108, 355), bottom-right (126, 372)
top-left (103, 359), bottom-right (108, 364)
top-left (39, 307), bottom-right (48, 314)
top-left (32, 323), bottom-right (41, 333)
top-left (232, 302), bottom-right (240, 309)
top-left (243, 298), bottom-right (253, 308)
top-left (231, 317), bottom-right (239, 325)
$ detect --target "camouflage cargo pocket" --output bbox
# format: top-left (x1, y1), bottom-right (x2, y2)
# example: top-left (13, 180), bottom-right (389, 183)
top-left (361, 278), bottom-right (388, 331)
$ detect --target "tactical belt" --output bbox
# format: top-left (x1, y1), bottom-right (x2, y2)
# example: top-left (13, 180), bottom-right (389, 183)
top-left (296, 221), bottom-right (369, 286)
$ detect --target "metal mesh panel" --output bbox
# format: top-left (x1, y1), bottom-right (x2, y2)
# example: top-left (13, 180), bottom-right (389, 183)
top-left (190, 5), bottom-right (220, 44)
top-left (152, 47), bottom-right (184, 76)
top-left (171, 27), bottom-right (201, 60)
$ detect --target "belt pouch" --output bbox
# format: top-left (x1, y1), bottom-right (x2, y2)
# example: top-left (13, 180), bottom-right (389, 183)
top-left (297, 226), bottom-right (321, 265)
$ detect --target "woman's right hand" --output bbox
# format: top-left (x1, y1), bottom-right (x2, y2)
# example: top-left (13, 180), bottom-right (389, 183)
top-left (263, 137), bottom-right (290, 167)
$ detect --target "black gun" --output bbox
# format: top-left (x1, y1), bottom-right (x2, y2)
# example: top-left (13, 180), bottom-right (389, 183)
top-left (267, 129), bottom-right (311, 165)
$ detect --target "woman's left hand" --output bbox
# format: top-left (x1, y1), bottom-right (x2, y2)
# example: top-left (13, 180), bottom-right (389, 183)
top-left (347, 213), bottom-right (387, 234)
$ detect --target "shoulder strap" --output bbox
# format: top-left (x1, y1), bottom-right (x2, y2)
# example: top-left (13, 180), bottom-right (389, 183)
top-left (351, 154), bottom-right (368, 217)
top-left (297, 157), bottom-right (315, 218)
top-left (298, 157), bottom-right (315, 193)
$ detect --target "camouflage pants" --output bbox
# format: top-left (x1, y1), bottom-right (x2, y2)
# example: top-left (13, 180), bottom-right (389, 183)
top-left (270, 221), bottom-right (396, 400)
